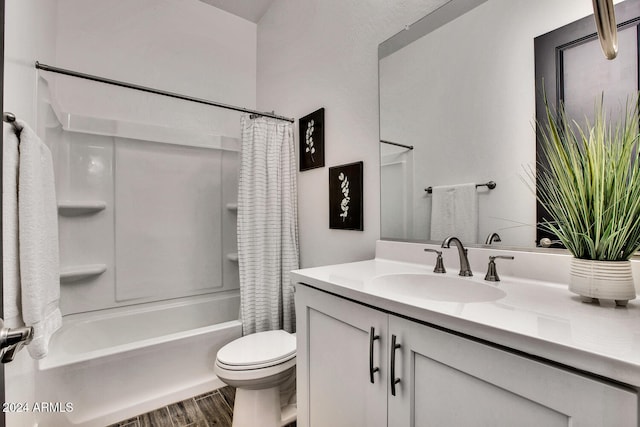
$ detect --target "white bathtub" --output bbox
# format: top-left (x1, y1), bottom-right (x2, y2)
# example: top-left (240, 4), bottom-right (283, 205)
top-left (34, 292), bottom-right (242, 427)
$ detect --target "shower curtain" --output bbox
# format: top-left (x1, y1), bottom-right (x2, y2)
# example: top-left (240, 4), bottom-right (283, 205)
top-left (237, 115), bottom-right (299, 335)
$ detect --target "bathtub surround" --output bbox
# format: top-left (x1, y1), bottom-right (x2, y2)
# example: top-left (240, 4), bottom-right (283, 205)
top-left (22, 10), bottom-right (246, 421)
top-left (238, 115), bottom-right (299, 334)
top-left (3, 119), bottom-right (61, 359)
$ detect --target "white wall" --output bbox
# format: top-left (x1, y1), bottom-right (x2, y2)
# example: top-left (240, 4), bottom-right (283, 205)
top-left (257, 0), bottom-right (451, 268)
top-left (4, 0), bottom-right (57, 125)
top-left (53, 0), bottom-right (256, 138)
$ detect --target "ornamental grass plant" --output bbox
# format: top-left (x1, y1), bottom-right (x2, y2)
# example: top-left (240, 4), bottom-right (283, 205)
top-left (535, 95), bottom-right (640, 261)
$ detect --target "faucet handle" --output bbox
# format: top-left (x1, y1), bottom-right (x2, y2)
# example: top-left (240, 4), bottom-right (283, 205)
top-left (424, 249), bottom-right (446, 273)
top-left (484, 255), bottom-right (514, 282)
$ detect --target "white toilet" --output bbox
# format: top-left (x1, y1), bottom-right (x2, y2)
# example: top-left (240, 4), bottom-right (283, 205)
top-left (214, 330), bottom-right (297, 427)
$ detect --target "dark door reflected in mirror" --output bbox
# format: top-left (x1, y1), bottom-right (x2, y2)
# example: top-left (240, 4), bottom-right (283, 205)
top-left (534, 0), bottom-right (640, 246)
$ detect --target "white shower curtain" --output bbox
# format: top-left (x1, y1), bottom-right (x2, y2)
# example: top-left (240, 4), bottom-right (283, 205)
top-left (238, 115), bottom-right (299, 335)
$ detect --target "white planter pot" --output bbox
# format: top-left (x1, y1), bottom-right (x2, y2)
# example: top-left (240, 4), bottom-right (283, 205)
top-left (569, 258), bottom-right (636, 305)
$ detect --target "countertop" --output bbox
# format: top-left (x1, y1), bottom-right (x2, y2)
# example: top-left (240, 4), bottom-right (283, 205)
top-left (291, 246), bottom-right (640, 389)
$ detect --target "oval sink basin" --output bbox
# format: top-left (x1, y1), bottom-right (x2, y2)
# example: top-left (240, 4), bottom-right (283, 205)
top-left (368, 274), bottom-right (506, 303)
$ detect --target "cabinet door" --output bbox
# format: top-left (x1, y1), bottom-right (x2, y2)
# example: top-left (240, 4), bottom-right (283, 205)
top-left (296, 284), bottom-right (388, 427)
top-left (388, 315), bottom-right (638, 427)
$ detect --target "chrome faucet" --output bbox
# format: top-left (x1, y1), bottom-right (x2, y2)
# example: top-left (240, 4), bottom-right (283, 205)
top-left (441, 236), bottom-right (473, 277)
top-left (485, 232), bottom-right (501, 245)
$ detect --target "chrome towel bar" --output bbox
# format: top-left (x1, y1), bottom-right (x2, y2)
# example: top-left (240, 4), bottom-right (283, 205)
top-left (3, 111), bottom-right (21, 133)
top-left (0, 318), bottom-right (33, 363)
top-left (425, 180), bottom-right (496, 193)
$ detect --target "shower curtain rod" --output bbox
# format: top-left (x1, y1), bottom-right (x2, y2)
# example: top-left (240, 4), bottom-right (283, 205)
top-left (34, 61), bottom-right (295, 123)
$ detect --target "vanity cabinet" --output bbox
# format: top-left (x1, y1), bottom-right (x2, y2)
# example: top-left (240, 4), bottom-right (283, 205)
top-left (389, 315), bottom-right (637, 426)
top-left (295, 283), bottom-right (388, 426)
top-left (295, 284), bottom-right (638, 427)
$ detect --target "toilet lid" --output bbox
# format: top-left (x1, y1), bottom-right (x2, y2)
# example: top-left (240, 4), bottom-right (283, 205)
top-left (217, 330), bottom-right (296, 368)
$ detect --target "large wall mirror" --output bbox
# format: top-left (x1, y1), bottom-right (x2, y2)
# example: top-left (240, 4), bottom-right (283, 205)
top-left (379, 0), bottom-right (638, 250)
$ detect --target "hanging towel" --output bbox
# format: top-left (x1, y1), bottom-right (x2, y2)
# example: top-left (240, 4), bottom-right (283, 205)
top-left (3, 125), bottom-right (21, 329)
top-left (5, 120), bottom-right (62, 359)
top-left (430, 183), bottom-right (478, 243)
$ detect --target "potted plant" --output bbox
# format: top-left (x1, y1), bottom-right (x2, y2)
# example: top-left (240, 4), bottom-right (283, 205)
top-left (535, 95), bottom-right (640, 306)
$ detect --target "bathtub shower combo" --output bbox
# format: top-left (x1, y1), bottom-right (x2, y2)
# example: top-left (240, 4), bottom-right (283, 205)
top-left (29, 70), bottom-right (258, 426)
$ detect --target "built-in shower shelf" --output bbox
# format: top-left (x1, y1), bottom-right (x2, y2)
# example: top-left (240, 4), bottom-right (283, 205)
top-left (226, 203), bottom-right (238, 212)
top-left (227, 253), bottom-right (238, 262)
top-left (60, 264), bottom-right (107, 283)
top-left (58, 201), bottom-right (106, 216)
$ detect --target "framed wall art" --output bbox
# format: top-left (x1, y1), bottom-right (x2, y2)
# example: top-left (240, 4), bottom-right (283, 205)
top-left (329, 161), bottom-right (363, 231)
top-left (299, 108), bottom-right (325, 171)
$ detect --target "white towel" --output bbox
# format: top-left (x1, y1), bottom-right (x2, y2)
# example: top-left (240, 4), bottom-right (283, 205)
top-left (3, 126), bottom-right (21, 328)
top-left (430, 183), bottom-right (478, 243)
top-left (5, 120), bottom-right (62, 359)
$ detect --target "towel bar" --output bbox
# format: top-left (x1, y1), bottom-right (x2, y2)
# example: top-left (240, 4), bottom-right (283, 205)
top-left (425, 180), bottom-right (496, 193)
top-left (3, 111), bottom-right (16, 123)
top-left (0, 318), bottom-right (33, 363)
top-left (3, 111), bottom-right (21, 133)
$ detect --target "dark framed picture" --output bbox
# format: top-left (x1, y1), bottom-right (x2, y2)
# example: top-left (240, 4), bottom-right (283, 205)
top-left (299, 108), bottom-right (325, 171)
top-left (329, 161), bottom-right (363, 231)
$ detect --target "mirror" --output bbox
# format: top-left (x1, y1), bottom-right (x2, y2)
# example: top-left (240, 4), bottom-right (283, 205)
top-left (379, 0), bottom-right (632, 249)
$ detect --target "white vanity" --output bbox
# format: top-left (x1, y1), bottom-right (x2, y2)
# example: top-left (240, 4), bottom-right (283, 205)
top-left (291, 240), bottom-right (640, 426)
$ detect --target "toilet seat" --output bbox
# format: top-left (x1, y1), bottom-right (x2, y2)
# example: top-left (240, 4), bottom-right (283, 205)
top-left (216, 330), bottom-right (296, 370)
top-left (216, 354), bottom-right (295, 371)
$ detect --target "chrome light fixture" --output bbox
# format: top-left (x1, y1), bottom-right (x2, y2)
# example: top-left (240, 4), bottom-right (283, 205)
top-left (593, 0), bottom-right (618, 59)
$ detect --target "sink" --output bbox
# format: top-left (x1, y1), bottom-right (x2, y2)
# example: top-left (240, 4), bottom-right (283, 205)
top-left (368, 274), bottom-right (506, 303)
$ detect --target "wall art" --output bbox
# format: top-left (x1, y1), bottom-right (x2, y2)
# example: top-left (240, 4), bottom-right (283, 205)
top-left (329, 161), bottom-right (363, 230)
top-left (299, 108), bottom-right (325, 171)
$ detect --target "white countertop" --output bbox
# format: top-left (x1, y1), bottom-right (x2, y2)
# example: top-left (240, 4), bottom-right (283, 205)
top-left (291, 242), bottom-right (640, 389)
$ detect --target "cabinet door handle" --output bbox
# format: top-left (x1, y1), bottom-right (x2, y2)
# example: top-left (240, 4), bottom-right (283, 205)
top-left (369, 327), bottom-right (380, 383)
top-left (390, 334), bottom-right (401, 396)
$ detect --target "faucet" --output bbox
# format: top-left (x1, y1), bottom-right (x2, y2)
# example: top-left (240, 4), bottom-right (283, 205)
top-left (485, 232), bottom-right (501, 245)
top-left (441, 236), bottom-right (473, 277)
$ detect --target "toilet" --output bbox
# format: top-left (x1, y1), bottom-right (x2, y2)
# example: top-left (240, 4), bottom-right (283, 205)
top-left (214, 330), bottom-right (297, 427)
